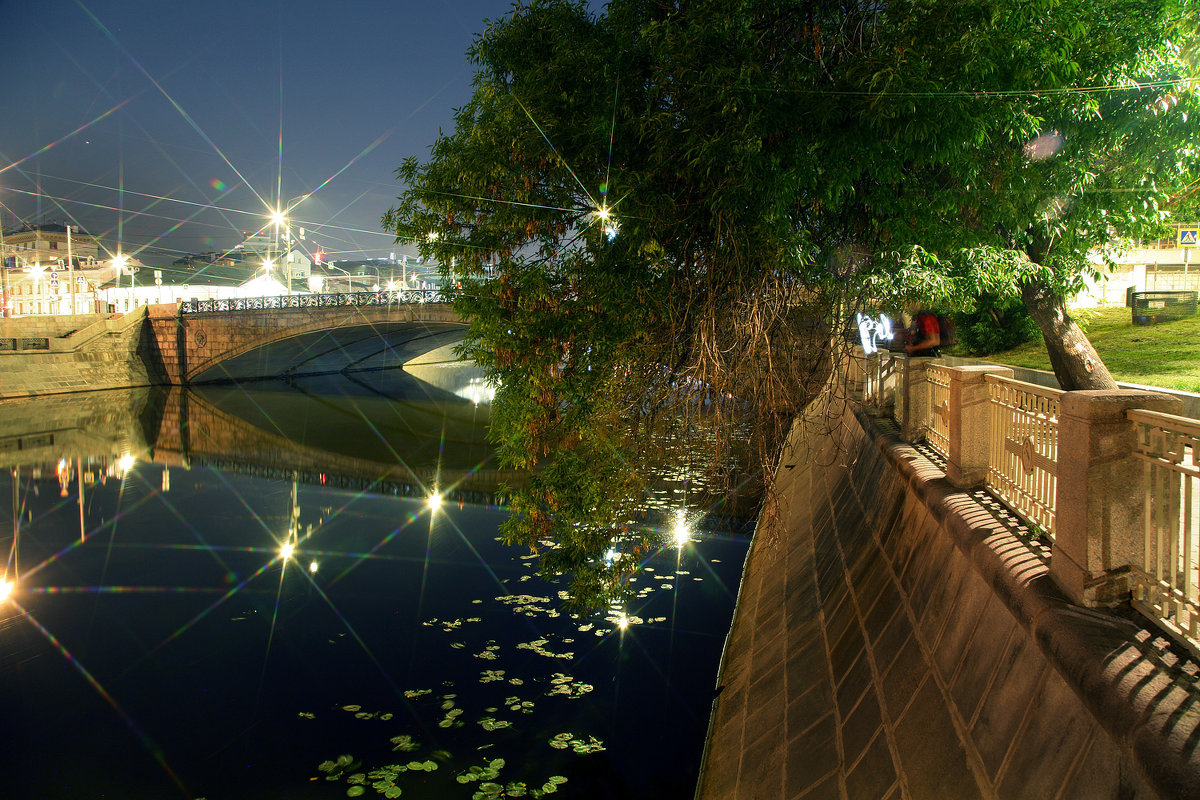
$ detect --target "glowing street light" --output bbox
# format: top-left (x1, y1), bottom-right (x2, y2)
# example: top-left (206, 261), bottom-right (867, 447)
top-left (118, 453), bottom-right (135, 474)
top-left (112, 253), bottom-right (129, 288)
top-left (592, 204), bottom-right (618, 240)
top-left (0, 579), bottom-right (13, 602)
top-left (280, 542), bottom-right (295, 561)
top-left (428, 491), bottom-right (443, 512)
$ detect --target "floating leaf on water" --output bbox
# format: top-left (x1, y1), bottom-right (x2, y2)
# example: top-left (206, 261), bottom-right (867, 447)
top-left (548, 776), bottom-right (568, 785)
top-left (577, 624), bottom-right (593, 632)
top-left (432, 749), bottom-right (452, 760)
top-left (661, 583), bottom-right (673, 589)
top-left (441, 699), bottom-right (456, 710)
top-left (478, 716), bottom-right (512, 731)
top-left (541, 782), bottom-right (558, 794)
top-left (347, 773), bottom-right (366, 784)
top-left (422, 760), bottom-right (438, 771)
top-left (390, 735), bottom-right (420, 752)
top-left (508, 677), bottom-right (524, 686)
top-left (407, 761), bottom-right (426, 771)
top-left (451, 642), bottom-right (466, 649)
top-left (319, 760), bottom-right (337, 772)
top-left (342, 705), bottom-right (362, 712)
top-left (572, 736), bottom-right (605, 754)
top-left (475, 650), bottom-right (499, 660)
top-left (383, 787), bottom-right (402, 798)
top-left (403, 689), bottom-right (431, 699)
top-left (346, 787), bottom-right (365, 798)
top-left (355, 711), bottom-right (376, 720)
top-left (380, 713), bottom-right (393, 721)
top-left (298, 711), bottom-right (315, 719)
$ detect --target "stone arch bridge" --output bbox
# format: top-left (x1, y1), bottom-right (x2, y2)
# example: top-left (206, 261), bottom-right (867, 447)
top-left (145, 293), bottom-right (466, 384)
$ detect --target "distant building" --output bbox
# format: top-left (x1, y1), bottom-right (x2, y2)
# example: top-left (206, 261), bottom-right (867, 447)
top-left (0, 223), bottom-right (128, 316)
top-left (1075, 223), bottom-right (1200, 307)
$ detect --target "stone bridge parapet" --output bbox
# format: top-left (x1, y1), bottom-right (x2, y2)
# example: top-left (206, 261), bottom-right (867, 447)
top-left (146, 301), bottom-right (463, 384)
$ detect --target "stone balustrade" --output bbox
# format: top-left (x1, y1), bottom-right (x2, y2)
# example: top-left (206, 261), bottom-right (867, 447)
top-left (857, 349), bottom-right (1194, 633)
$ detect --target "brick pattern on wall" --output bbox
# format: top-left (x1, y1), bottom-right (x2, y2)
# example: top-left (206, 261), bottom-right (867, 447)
top-left (696, 404), bottom-right (1196, 800)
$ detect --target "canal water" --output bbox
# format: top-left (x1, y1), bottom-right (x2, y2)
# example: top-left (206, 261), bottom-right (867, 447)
top-left (0, 370), bottom-right (752, 799)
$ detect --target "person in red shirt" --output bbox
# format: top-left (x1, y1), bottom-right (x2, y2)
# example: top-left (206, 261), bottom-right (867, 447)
top-left (905, 310), bottom-right (941, 356)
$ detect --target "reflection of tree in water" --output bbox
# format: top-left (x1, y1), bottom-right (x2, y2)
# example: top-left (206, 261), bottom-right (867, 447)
top-left (500, 396), bottom-right (769, 615)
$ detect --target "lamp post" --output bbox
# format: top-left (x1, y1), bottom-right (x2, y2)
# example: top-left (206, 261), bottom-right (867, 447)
top-left (270, 195), bottom-right (309, 295)
top-left (0, 219), bottom-right (9, 318)
top-left (327, 262), bottom-right (353, 294)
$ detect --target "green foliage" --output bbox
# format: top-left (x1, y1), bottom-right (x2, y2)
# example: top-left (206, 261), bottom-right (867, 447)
top-left (384, 0), bottom-right (1200, 604)
top-left (953, 295), bottom-right (1042, 355)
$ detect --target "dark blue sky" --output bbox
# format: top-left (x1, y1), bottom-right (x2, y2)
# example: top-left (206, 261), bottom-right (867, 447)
top-left (0, 0), bottom-right (542, 265)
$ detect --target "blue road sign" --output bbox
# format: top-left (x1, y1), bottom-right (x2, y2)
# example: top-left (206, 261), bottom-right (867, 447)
top-left (1180, 228), bottom-right (1199, 247)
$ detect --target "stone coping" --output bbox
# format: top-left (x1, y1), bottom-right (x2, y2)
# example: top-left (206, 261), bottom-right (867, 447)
top-left (858, 408), bottom-right (1200, 799)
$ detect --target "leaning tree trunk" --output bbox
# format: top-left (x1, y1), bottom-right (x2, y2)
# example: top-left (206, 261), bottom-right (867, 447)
top-left (1019, 277), bottom-right (1118, 391)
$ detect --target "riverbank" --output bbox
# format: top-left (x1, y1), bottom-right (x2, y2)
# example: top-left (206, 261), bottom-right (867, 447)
top-left (695, 398), bottom-right (1200, 799)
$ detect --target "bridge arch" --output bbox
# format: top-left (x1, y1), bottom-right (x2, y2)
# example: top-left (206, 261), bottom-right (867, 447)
top-left (147, 300), bottom-right (467, 384)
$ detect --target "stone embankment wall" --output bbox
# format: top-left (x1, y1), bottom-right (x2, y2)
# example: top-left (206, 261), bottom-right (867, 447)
top-left (0, 308), bottom-right (166, 399)
top-left (696, 401), bottom-right (1200, 799)
top-left (0, 386), bottom-right (162, 466)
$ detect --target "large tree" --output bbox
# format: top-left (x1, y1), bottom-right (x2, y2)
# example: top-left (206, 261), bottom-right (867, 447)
top-left (384, 0), bottom-right (1197, 607)
top-left (840, 0), bottom-right (1199, 389)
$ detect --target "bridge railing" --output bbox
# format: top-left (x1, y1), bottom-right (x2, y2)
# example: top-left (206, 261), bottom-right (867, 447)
top-left (180, 289), bottom-right (444, 314)
top-left (856, 350), bottom-right (1193, 650)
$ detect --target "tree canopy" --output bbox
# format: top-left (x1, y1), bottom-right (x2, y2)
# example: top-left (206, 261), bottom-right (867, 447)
top-left (384, 0), bottom-right (1198, 610)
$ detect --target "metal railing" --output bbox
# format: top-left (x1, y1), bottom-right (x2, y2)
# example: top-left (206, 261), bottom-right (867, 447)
top-left (180, 289), bottom-right (443, 314)
top-left (1129, 408), bottom-right (1200, 643)
top-left (925, 363), bottom-right (952, 459)
top-left (985, 374), bottom-right (1061, 538)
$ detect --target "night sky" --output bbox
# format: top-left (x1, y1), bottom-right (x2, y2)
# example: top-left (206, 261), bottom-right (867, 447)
top-left (0, 0), bottom-right (542, 267)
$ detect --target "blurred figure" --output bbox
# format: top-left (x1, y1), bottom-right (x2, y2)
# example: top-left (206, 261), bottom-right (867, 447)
top-left (905, 309), bottom-right (942, 357)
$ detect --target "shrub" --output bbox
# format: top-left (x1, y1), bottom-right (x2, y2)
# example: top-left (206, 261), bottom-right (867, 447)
top-left (952, 296), bottom-right (1040, 355)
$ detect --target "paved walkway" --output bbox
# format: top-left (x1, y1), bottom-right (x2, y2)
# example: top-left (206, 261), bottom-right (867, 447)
top-left (695, 406), bottom-right (1200, 799)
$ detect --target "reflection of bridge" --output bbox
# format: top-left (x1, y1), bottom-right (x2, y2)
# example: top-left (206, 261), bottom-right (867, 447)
top-left (146, 292), bottom-right (467, 384)
top-left (0, 384), bottom-right (522, 507)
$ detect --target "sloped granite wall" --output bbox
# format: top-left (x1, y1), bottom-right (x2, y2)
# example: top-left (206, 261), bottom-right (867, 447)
top-left (696, 402), bottom-right (1200, 799)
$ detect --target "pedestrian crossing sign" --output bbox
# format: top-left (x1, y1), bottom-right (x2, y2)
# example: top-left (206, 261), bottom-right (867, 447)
top-left (1181, 228), bottom-right (1199, 247)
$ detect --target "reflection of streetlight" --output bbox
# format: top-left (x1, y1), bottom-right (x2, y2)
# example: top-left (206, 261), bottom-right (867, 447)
top-left (671, 510), bottom-right (691, 548)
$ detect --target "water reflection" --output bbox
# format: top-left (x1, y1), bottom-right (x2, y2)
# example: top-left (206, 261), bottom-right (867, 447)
top-left (0, 375), bottom-right (750, 798)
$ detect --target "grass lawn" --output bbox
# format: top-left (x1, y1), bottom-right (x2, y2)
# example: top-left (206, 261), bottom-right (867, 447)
top-left (968, 306), bottom-right (1200, 393)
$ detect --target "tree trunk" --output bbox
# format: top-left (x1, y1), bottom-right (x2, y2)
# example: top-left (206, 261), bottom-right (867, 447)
top-left (1019, 277), bottom-right (1117, 391)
